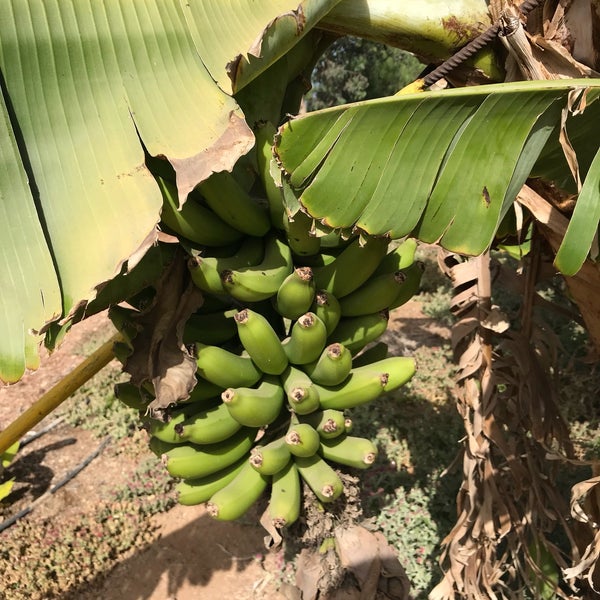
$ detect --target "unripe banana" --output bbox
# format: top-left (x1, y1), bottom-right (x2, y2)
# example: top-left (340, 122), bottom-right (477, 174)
top-left (299, 409), bottom-right (346, 440)
top-left (312, 235), bottom-right (389, 298)
top-left (269, 460), bottom-right (302, 528)
top-left (233, 309), bottom-right (288, 375)
top-left (352, 342), bottom-right (389, 368)
top-left (328, 310), bottom-right (389, 355)
top-left (281, 312), bottom-right (327, 365)
top-left (222, 375), bottom-right (285, 428)
top-left (284, 210), bottom-right (321, 256)
top-left (315, 369), bottom-right (388, 411)
top-left (156, 427), bottom-right (257, 480)
top-left (195, 343), bottom-right (262, 388)
top-left (319, 435), bottom-right (378, 469)
top-left (274, 267), bottom-right (316, 320)
top-left (180, 377), bottom-right (224, 406)
top-left (372, 238), bottom-right (418, 276)
top-left (280, 364), bottom-right (321, 415)
top-left (176, 458), bottom-right (247, 506)
top-left (221, 235), bottom-right (293, 302)
top-left (183, 309), bottom-right (237, 346)
top-left (249, 436), bottom-right (291, 475)
top-left (285, 422), bottom-right (321, 457)
top-left (157, 176), bottom-right (243, 246)
top-left (344, 417), bottom-right (354, 434)
top-left (206, 460), bottom-right (270, 521)
top-left (147, 410), bottom-right (188, 443)
top-left (255, 121), bottom-right (286, 229)
top-left (338, 270), bottom-right (407, 317)
top-left (198, 170), bottom-right (271, 237)
top-left (389, 261), bottom-right (425, 310)
top-left (311, 290), bottom-right (341, 336)
top-left (302, 343), bottom-right (352, 386)
top-left (187, 236), bottom-right (265, 295)
top-left (366, 356), bottom-right (417, 392)
top-left (114, 382), bottom-right (151, 411)
top-left (295, 454), bottom-right (344, 503)
top-left (151, 403), bottom-right (243, 445)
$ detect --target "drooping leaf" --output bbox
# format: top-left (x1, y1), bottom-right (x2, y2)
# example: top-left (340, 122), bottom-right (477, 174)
top-left (554, 146), bottom-right (600, 275)
top-left (0, 94), bottom-right (61, 382)
top-left (0, 0), bottom-right (260, 382)
top-left (275, 79), bottom-right (600, 257)
top-left (182, 0), bottom-right (343, 95)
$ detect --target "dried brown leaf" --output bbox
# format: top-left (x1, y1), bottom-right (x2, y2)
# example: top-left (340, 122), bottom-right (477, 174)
top-left (123, 250), bottom-right (202, 416)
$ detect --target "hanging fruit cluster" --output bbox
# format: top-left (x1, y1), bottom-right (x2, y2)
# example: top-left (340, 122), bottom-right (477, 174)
top-left (111, 138), bottom-right (424, 530)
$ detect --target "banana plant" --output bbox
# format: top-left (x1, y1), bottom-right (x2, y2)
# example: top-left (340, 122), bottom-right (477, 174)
top-left (2, 1), bottom-right (600, 595)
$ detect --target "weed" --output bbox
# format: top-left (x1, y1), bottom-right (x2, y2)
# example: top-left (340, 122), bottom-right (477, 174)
top-left (56, 362), bottom-right (139, 442)
top-left (0, 452), bottom-right (175, 600)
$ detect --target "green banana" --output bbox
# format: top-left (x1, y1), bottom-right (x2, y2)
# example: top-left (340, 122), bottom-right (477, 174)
top-left (315, 369), bottom-right (388, 411)
top-left (274, 267), bottom-right (316, 320)
top-left (365, 356), bottom-right (417, 392)
top-left (180, 377), bottom-right (224, 406)
top-left (255, 121), bottom-right (286, 229)
top-left (195, 343), bottom-right (262, 388)
top-left (206, 460), bottom-right (270, 521)
top-left (311, 290), bottom-right (341, 336)
top-left (187, 236), bottom-right (265, 295)
top-left (150, 402), bottom-right (243, 445)
top-left (352, 342), bottom-right (389, 368)
top-left (281, 312), bottom-right (327, 365)
top-left (389, 262), bottom-right (425, 310)
top-left (338, 270), bottom-right (407, 317)
top-left (280, 364), bottom-right (321, 415)
top-left (294, 454), bottom-right (343, 503)
top-left (221, 375), bottom-right (285, 428)
top-left (328, 310), bottom-right (389, 355)
top-left (302, 343), bottom-right (352, 386)
top-left (114, 382), bottom-right (152, 411)
top-left (372, 238), bottom-right (418, 276)
top-left (312, 235), bottom-right (389, 298)
top-left (249, 436), bottom-right (291, 475)
top-left (198, 170), bottom-right (271, 237)
top-left (221, 234), bottom-right (293, 303)
top-left (269, 460), bottom-right (302, 528)
top-left (157, 175), bottom-right (243, 247)
top-left (183, 309), bottom-right (237, 346)
top-left (176, 458), bottom-right (247, 506)
top-left (344, 417), bottom-right (354, 434)
top-left (284, 209), bottom-right (321, 256)
top-left (285, 422), bottom-right (321, 457)
top-left (299, 409), bottom-right (346, 440)
top-left (156, 427), bottom-right (257, 480)
top-left (233, 308), bottom-right (288, 375)
top-left (319, 435), bottom-right (378, 469)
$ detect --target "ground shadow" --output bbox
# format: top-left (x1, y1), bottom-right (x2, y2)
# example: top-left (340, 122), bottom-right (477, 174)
top-left (61, 506), bottom-right (271, 600)
top-left (3, 438), bottom-right (76, 505)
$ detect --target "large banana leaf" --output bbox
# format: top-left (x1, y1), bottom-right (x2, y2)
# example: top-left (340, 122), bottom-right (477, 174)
top-left (183, 0), bottom-right (343, 95)
top-left (275, 79), bottom-right (600, 258)
top-left (2, 0), bottom-right (331, 384)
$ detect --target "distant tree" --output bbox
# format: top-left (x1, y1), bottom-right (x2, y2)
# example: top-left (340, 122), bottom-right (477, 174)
top-left (306, 36), bottom-right (424, 111)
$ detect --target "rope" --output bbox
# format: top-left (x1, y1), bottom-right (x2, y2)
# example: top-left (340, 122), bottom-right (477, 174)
top-left (422, 0), bottom-right (545, 88)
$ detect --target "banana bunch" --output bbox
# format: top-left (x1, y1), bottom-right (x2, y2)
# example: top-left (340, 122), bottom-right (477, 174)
top-left (115, 157), bottom-right (427, 529)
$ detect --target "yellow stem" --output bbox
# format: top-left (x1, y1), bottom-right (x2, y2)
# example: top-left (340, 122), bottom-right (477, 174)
top-left (0, 332), bottom-right (124, 455)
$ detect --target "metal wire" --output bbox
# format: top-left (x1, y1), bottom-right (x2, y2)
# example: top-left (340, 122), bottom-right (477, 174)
top-left (422, 0), bottom-right (545, 88)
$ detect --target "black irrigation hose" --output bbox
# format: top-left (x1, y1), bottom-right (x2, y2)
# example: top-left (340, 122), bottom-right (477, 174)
top-left (422, 0), bottom-right (545, 87)
top-left (0, 436), bottom-right (111, 534)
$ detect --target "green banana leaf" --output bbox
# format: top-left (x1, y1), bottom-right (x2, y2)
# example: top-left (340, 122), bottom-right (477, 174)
top-left (183, 0), bottom-right (343, 95)
top-left (0, 0), bottom-right (348, 384)
top-left (275, 79), bottom-right (600, 258)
